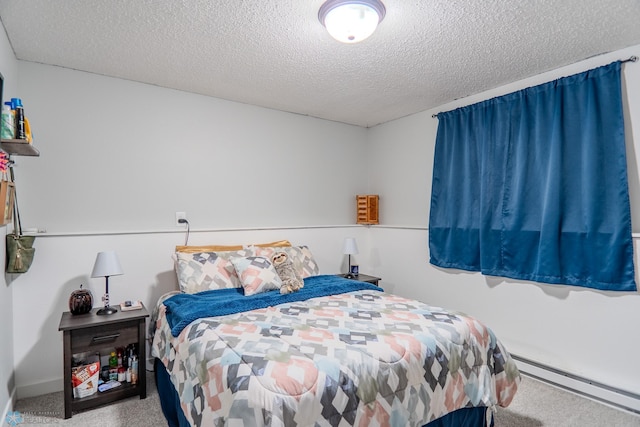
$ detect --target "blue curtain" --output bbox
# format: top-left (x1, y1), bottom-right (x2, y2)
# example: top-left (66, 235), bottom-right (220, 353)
top-left (429, 61), bottom-right (636, 292)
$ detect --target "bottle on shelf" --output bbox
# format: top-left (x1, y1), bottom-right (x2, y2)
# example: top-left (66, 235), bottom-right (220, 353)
top-left (1, 103), bottom-right (14, 139)
top-left (101, 366), bottom-right (110, 382)
top-left (130, 356), bottom-right (138, 385)
top-left (108, 351), bottom-right (117, 368)
top-left (11, 98), bottom-right (26, 140)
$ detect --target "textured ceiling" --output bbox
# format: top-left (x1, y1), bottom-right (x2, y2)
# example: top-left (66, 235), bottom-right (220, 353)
top-left (1, 0), bottom-right (640, 127)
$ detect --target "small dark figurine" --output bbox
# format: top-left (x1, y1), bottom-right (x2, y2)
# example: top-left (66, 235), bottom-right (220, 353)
top-left (271, 252), bottom-right (303, 294)
top-left (69, 284), bottom-right (93, 315)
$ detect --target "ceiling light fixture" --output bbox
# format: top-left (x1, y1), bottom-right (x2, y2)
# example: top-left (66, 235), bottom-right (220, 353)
top-left (318, 0), bottom-right (386, 44)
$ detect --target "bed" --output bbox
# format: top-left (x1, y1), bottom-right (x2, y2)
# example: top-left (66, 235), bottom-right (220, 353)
top-left (150, 245), bottom-right (520, 426)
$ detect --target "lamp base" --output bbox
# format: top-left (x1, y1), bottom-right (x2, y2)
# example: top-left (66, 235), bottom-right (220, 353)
top-left (344, 273), bottom-right (355, 279)
top-left (96, 306), bottom-right (118, 315)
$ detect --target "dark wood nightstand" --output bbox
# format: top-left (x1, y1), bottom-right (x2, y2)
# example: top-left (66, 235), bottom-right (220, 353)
top-left (58, 305), bottom-right (149, 419)
top-left (337, 273), bottom-right (381, 286)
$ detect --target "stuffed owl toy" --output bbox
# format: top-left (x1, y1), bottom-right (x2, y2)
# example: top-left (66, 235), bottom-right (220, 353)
top-left (272, 252), bottom-right (303, 294)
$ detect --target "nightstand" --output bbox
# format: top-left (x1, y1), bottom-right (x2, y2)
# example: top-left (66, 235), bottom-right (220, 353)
top-left (337, 273), bottom-right (381, 286)
top-left (58, 305), bottom-right (149, 419)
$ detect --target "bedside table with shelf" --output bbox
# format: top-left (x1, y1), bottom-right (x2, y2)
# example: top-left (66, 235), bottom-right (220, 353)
top-left (58, 305), bottom-right (149, 419)
top-left (336, 273), bottom-right (381, 286)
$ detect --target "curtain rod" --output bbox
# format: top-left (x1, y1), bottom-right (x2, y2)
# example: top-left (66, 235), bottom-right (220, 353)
top-left (431, 56), bottom-right (639, 118)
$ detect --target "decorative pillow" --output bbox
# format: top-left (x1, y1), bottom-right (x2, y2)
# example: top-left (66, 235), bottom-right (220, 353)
top-left (287, 245), bottom-right (320, 278)
top-left (175, 249), bottom-right (254, 293)
top-left (252, 245), bottom-right (320, 278)
top-left (231, 256), bottom-right (283, 296)
top-left (175, 240), bottom-right (291, 254)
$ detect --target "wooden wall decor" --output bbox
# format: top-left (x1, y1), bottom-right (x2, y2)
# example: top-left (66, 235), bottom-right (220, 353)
top-left (356, 194), bottom-right (379, 225)
top-left (0, 180), bottom-right (14, 225)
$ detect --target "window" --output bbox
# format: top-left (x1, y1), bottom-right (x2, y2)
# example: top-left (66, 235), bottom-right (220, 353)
top-left (429, 61), bottom-right (636, 291)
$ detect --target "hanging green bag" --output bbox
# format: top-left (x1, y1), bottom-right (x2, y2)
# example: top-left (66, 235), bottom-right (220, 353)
top-left (5, 166), bottom-right (35, 274)
top-left (6, 233), bottom-right (35, 273)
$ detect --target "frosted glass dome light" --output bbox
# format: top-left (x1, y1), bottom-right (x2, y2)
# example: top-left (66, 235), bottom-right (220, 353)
top-left (319, 0), bottom-right (386, 44)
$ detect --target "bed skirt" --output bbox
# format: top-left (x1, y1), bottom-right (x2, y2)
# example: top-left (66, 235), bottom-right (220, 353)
top-left (154, 358), bottom-right (493, 427)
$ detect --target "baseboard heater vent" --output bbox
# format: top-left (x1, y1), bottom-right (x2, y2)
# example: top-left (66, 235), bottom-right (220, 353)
top-left (511, 354), bottom-right (640, 415)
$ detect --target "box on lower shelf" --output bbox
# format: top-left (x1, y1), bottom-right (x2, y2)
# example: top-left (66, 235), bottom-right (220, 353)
top-left (72, 362), bottom-right (100, 399)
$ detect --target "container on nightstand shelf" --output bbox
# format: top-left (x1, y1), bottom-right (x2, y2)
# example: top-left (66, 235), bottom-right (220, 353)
top-left (72, 361), bottom-right (99, 399)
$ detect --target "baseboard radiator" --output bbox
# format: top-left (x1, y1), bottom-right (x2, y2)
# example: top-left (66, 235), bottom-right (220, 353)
top-left (512, 354), bottom-right (640, 415)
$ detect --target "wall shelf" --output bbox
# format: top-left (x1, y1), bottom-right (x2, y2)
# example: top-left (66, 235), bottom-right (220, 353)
top-left (0, 139), bottom-right (39, 156)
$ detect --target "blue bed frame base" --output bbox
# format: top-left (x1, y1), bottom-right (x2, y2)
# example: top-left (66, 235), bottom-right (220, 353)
top-left (154, 358), bottom-right (493, 427)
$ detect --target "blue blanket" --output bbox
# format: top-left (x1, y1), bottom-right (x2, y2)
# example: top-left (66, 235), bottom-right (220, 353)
top-left (164, 275), bottom-right (382, 337)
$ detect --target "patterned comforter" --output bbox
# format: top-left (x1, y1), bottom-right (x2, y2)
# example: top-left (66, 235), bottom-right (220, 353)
top-left (151, 276), bottom-right (520, 426)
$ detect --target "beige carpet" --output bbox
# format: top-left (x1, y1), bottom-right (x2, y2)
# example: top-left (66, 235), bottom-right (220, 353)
top-left (10, 373), bottom-right (640, 426)
top-left (11, 374), bottom-right (165, 426)
top-left (495, 376), bottom-right (640, 426)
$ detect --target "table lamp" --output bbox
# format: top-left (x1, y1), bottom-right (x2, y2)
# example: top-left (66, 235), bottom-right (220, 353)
top-left (91, 251), bottom-right (123, 315)
top-left (343, 237), bottom-right (359, 278)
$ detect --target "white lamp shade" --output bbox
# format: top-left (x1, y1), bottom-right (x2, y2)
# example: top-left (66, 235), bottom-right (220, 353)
top-left (319, 0), bottom-right (386, 44)
top-left (343, 237), bottom-right (359, 255)
top-left (91, 251), bottom-right (124, 278)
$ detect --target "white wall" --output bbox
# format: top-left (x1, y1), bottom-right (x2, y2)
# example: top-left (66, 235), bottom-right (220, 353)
top-left (15, 62), bottom-right (370, 233)
top-left (367, 45), bottom-right (640, 403)
top-left (9, 62), bottom-right (371, 398)
top-left (0, 17), bottom-right (18, 422)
